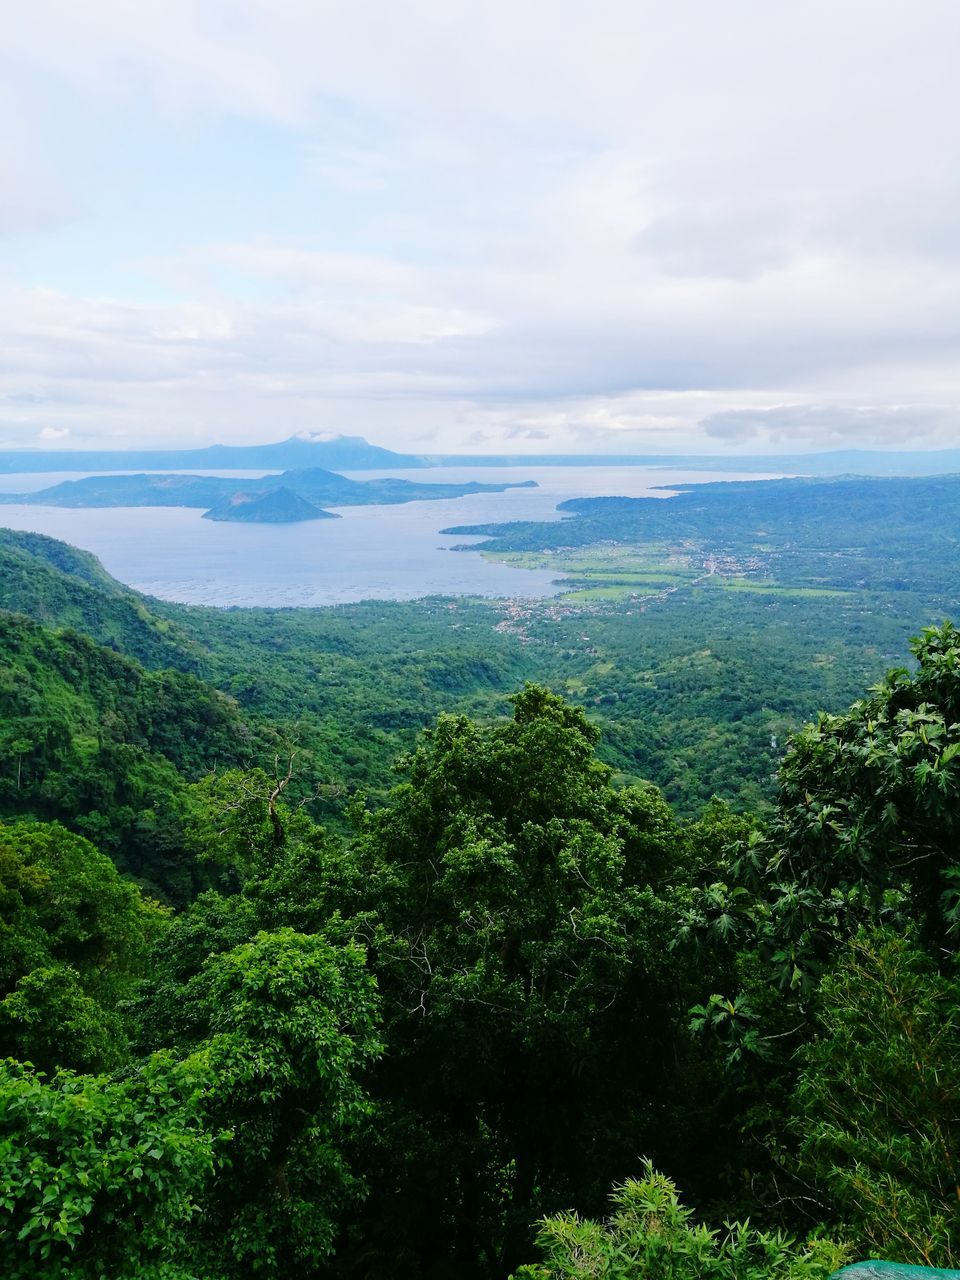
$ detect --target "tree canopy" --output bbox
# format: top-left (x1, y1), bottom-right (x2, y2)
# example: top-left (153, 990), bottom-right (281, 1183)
top-left (4, 536), bottom-right (960, 1280)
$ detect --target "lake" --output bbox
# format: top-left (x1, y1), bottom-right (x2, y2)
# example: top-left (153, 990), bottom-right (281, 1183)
top-left (0, 466), bottom-right (780, 606)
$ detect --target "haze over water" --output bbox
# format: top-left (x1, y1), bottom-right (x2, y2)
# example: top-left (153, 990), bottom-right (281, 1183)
top-left (0, 467), bottom-right (781, 606)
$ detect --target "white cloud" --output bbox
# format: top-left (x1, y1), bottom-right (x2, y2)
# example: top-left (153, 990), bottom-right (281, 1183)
top-left (2, 1), bottom-right (960, 451)
top-left (700, 403), bottom-right (960, 450)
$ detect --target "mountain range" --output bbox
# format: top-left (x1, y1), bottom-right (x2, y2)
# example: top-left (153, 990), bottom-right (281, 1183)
top-left (4, 433), bottom-right (960, 476)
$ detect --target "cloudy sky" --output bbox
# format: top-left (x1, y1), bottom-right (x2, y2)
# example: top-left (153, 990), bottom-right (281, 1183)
top-left (3, 1), bottom-right (959, 454)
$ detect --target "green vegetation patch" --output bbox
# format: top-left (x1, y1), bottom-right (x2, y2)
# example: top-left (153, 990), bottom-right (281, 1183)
top-left (483, 547), bottom-right (696, 581)
top-left (561, 584), bottom-right (663, 602)
top-left (706, 578), bottom-right (851, 598)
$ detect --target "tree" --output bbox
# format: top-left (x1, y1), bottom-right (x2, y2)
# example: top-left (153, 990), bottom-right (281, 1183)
top-left (174, 929), bottom-right (382, 1279)
top-left (771, 621), bottom-right (960, 982)
top-left (0, 1053), bottom-right (221, 1280)
top-left (675, 626), bottom-right (960, 1227)
top-left (0, 821), bottom-right (168, 1071)
top-left (338, 685), bottom-right (703, 1276)
top-left (792, 929), bottom-right (960, 1266)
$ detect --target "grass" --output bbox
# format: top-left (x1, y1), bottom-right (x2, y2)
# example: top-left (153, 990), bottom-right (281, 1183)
top-left (561, 585), bottom-right (662, 602)
top-left (705, 579), bottom-right (850, 598)
top-left (484, 545), bottom-right (852, 603)
top-left (486, 548), bottom-right (700, 604)
top-left (483, 548), bottom-right (695, 581)
top-left (563, 572), bottom-right (687, 586)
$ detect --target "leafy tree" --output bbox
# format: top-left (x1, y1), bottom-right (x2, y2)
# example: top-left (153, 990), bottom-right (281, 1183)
top-left (1, 967), bottom-right (128, 1078)
top-left (0, 1053), bottom-right (221, 1280)
top-left (133, 889), bottom-right (260, 1053)
top-left (183, 762), bottom-right (319, 882)
top-left (0, 610), bottom-right (268, 901)
top-left (768, 622), bottom-right (960, 986)
top-left (12, 529), bottom-right (960, 1277)
top-left (0, 821), bottom-right (168, 1071)
top-left (676, 625), bottom-right (960, 1225)
top-left (339, 686), bottom-right (707, 1276)
top-left (178, 929), bottom-right (382, 1279)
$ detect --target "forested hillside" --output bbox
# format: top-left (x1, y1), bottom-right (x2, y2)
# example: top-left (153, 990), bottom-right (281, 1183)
top-left (0, 610), bottom-right (265, 899)
top-left (2, 530), bottom-right (960, 1277)
top-left (4, 598), bottom-right (960, 1276)
top-left (0, 529), bottom-right (202, 670)
top-left (0, 527), bottom-right (918, 824)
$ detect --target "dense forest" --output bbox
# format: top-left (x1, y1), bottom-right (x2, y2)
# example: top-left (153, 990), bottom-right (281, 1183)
top-left (2, 524), bottom-right (960, 1277)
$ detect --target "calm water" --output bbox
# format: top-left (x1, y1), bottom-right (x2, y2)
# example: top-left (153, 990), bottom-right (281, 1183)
top-left (0, 466), bottom-right (780, 606)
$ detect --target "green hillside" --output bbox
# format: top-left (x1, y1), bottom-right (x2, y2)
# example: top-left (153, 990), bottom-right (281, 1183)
top-left (0, 528), bottom-right (201, 671)
top-left (0, 609), bottom-right (262, 898)
top-left (0, 525), bottom-right (918, 819)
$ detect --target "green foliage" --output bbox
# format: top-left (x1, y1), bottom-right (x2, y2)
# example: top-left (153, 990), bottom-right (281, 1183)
top-left (514, 1162), bottom-right (848, 1280)
top-left (448, 474), bottom-right (960, 596)
top-left (0, 821), bottom-right (168, 1071)
top-left (0, 611), bottom-right (263, 899)
top-left (0, 521), bottom-right (917, 828)
top-left (668, 625), bottom-right (960, 1242)
top-left (337, 685), bottom-right (710, 1273)
top-left (682, 621), bottom-right (960, 1010)
top-left (6, 525), bottom-right (960, 1277)
top-left (0, 914), bottom-right (380, 1280)
top-left (0, 1053), bottom-right (220, 1280)
top-left (793, 929), bottom-right (960, 1267)
top-left (183, 929), bottom-right (382, 1278)
top-left (1, 967), bottom-right (127, 1079)
top-left (773, 623), bottom-right (960, 941)
top-left (0, 527), bottom-right (201, 669)
top-left (133, 890), bottom-right (261, 1052)
top-left (184, 768), bottom-right (284, 879)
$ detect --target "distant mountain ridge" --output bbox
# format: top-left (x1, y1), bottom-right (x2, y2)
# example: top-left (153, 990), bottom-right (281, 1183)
top-left (0, 434), bottom-right (422, 474)
top-left (3, 432), bottom-right (960, 476)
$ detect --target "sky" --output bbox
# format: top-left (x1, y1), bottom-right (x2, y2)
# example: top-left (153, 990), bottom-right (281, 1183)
top-left (2, 0), bottom-right (960, 455)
